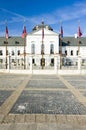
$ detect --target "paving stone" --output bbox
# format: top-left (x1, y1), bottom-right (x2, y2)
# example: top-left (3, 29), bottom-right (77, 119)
top-left (10, 91), bottom-right (86, 114)
top-left (2, 114), bottom-right (15, 123)
top-left (0, 91), bottom-right (13, 106)
top-left (31, 75), bottom-right (57, 80)
top-left (46, 115), bottom-right (56, 122)
top-left (0, 124), bottom-right (11, 130)
top-left (8, 123), bottom-right (30, 130)
top-left (25, 114), bottom-right (36, 122)
top-left (77, 115), bottom-right (86, 125)
top-left (1, 74), bottom-right (86, 129)
top-left (68, 81), bottom-right (86, 89)
top-left (26, 79), bottom-right (67, 89)
top-left (48, 123), bottom-right (58, 130)
top-left (0, 74), bottom-right (27, 89)
top-left (66, 115), bottom-right (79, 126)
top-left (27, 123), bottom-right (37, 130)
top-left (0, 115), bottom-right (4, 123)
top-left (63, 76), bottom-right (86, 89)
top-left (14, 114), bottom-right (25, 123)
top-left (81, 92), bottom-right (86, 97)
top-left (36, 114), bottom-right (46, 123)
top-left (56, 115), bottom-right (67, 124)
top-left (37, 123), bottom-right (49, 130)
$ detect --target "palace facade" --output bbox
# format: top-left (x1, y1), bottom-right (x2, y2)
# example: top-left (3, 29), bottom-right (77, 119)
top-left (0, 23), bottom-right (86, 70)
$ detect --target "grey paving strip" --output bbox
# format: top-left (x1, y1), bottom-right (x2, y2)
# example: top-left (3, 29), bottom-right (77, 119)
top-left (58, 75), bottom-right (86, 107)
top-left (78, 89), bottom-right (86, 92)
top-left (31, 78), bottom-right (56, 81)
top-left (0, 75), bottom-right (32, 122)
top-left (0, 91), bottom-right (13, 106)
top-left (24, 88), bottom-right (69, 91)
top-left (26, 79), bottom-right (67, 89)
top-left (0, 88), bottom-right (16, 90)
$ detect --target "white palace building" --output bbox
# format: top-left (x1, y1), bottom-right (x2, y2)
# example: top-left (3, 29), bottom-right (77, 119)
top-left (0, 23), bottom-right (86, 74)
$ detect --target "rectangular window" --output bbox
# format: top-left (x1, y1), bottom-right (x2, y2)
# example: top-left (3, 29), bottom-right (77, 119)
top-left (65, 50), bottom-right (67, 55)
top-left (15, 41), bottom-right (19, 44)
top-left (51, 58), bottom-right (54, 66)
top-left (12, 51), bottom-right (14, 56)
top-left (76, 50), bottom-right (78, 55)
top-left (18, 50), bottom-right (20, 55)
top-left (0, 50), bottom-right (3, 55)
top-left (32, 59), bottom-right (35, 64)
top-left (0, 59), bottom-right (3, 63)
top-left (50, 44), bottom-right (54, 54)
top-left (71, 50), bottom-right (73, 56)
top-left (12, 59), bottom-right (15, 63)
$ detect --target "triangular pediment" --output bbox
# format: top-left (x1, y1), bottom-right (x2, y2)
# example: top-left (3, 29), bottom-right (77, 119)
top-left (29, 28), bottom-right (58, 36)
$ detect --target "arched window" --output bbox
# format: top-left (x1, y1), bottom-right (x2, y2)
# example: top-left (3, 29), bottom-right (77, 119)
top-left (17, 50), bottom-right (20, 55)
top-left (50, 44), bottom-right (54, 54)
top-left (31, 44), bottom-right (35, 54)
top-left (65, 50), bottom-right (67, 55)
top-left (41, 44), bottom-right (44, 54)
top-left (71, 50), bottom-right (73, 56)
top-left (12, 50), bottom-right (14, 56)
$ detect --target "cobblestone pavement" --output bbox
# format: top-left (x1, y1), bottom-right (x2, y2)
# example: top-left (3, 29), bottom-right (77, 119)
top-left (0, 74), bottom-right (86, 129)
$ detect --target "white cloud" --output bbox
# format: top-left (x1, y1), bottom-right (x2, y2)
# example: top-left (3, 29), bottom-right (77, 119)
top-left (0, 1), bottom-right (86, 36)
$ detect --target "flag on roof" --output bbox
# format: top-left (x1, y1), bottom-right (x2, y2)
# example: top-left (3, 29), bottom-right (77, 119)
top-left (22, 26), bottom-right (27, 38)
top-left (42, 21), bottom-right (44, 40)
top-left (78, 26), bottom-right (82, 37)
top-left (60, 26), bottom-right (63, 38)
top-left (6, 26), bottom-right (9, 39)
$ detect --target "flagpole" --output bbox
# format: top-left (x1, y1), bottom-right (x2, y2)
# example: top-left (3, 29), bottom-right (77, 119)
top-left (78, 37), bottom-right (80, 55)
top-left (5, 21), bottom-right (8, 69)
top-left (60, 36), bottom-right (62, 69)
top-left (24, 36), bottom-right (26, 69)
top-left (59, 22), bottom-right (63, 69)
top-left (22, 21), bottom-right (27, 70)
top-left (78, 20), bottom-right (82, 55)
top-left (42, 21), bottom-right (44, 69)
top-left (78, 20), bottom-right (80, 55)
top-left (6, 37), bottom-right (8, 69)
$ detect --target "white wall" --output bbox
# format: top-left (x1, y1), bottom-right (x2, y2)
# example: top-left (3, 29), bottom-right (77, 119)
top-left (26, 29), bottom-right (59, 55)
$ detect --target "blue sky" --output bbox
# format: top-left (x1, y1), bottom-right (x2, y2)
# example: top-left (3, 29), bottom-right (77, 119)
top-left (0, 0), bottom-right (86, 36)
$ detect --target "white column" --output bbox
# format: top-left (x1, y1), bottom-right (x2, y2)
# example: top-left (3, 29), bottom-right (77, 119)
top-left (7, 55), bottom-right (10, 70)
top-left (57, 55), bottom-right (60, 69)
top-left (54, 56), bottom-right (57, 72)
top-left (78, 55), bottom-right (81, 70)
top-left (30, 56), bottom-right (32, 71)
top-left (26, 55), bottom-right (28, 69)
